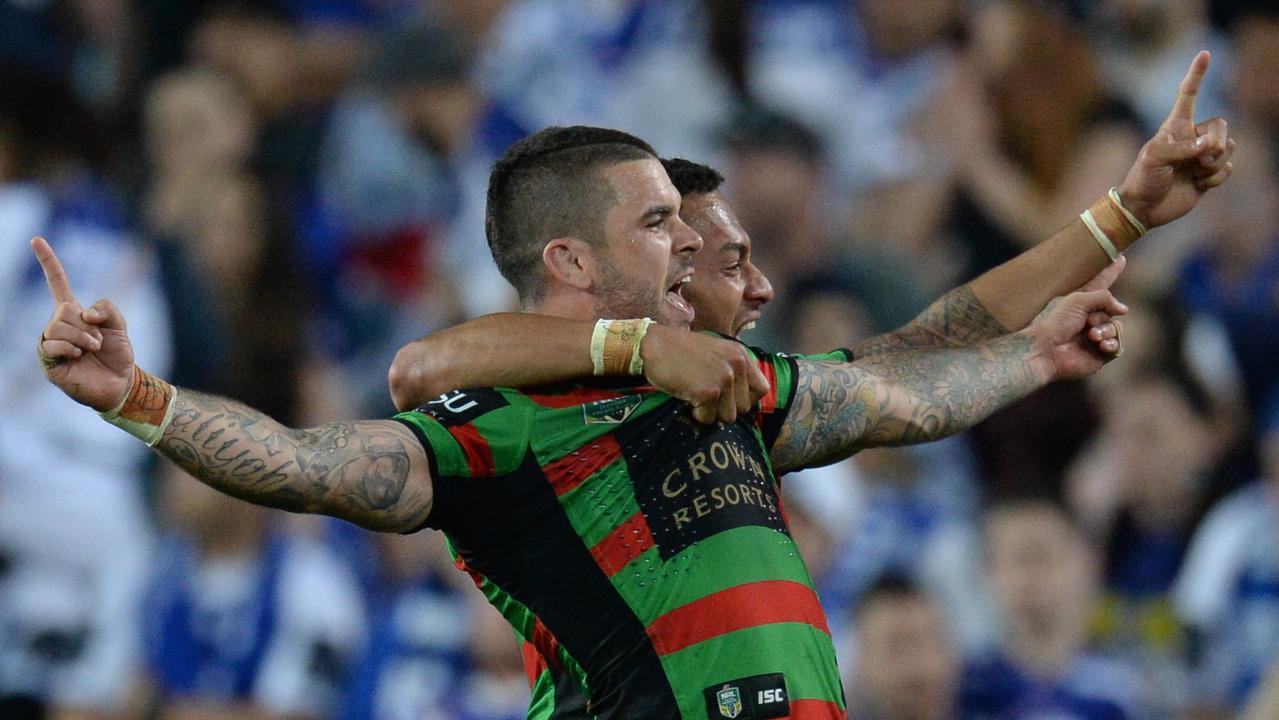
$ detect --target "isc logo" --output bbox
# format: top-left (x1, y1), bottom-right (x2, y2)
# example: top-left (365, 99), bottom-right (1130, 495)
top-left (758, 688), bottom-right (785, 704)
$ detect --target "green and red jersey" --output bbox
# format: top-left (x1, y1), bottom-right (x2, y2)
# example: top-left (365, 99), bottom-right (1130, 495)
top-left (394, 347), bottom-right (851, 719)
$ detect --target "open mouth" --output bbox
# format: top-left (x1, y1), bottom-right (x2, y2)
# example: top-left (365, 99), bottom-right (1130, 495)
top-left (665, 274), bottom-right (694, 322)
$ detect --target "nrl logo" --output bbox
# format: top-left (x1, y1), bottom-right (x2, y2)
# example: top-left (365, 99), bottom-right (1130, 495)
top-left (582, 395), bottom-right (643, 425)
top-left (716, 685), bottom-right (742, 719)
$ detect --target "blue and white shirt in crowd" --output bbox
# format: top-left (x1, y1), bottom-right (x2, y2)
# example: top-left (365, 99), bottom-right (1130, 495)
top-left (340, 572), bottom-right (471, 720)
top-left (960, 651), bottom-right (1145, 720)
top-left (0, 176), bottom-right (169, 711)
top-left (1174, 481), bottom-right (1279, 708)
top-left (747, 0), bottom-right (956, 191)
top-left (143, 533), bottom-right (366, 716)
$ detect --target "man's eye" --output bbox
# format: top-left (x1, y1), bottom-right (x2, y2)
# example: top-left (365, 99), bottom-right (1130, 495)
top-left (647, 219), bottom-right (664, 229)
top-left (726, 264), bottom-right (742, 272)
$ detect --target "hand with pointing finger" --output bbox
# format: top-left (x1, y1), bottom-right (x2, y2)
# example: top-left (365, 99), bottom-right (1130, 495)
top-left (1116, 51), bottom-right (1237, 230)
top-left (32, 236), bottom-right (136, 412)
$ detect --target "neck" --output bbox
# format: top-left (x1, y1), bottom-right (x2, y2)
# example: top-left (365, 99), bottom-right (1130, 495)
top-left (533, 287), bottom-right (603, 322)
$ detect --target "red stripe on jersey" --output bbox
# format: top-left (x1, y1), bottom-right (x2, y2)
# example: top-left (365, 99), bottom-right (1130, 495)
top-left (447, 423), bottom-right (495, 476)
top-left (786, 699), bottom-right (846, 719)
top-left (646, 580), bottom-right (830, 656)
top-left (521, 641), bottom-right (548, 688)
top-left (526, 386), bottom-right (650, 409)
top-left (542, 434), bottom-right (622, 496)
top-left (588, 511), bottom-right (656, 576)
top-left (758, 359), bottom-right (779, 417)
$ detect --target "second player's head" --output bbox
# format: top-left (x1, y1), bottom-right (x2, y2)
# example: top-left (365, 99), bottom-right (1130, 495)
top-left (486, 126), bottom-right (702, 328)
top-left (662, 158), bottom-right (775, 337)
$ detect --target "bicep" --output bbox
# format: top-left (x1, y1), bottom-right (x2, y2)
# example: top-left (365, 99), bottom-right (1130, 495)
top-left (769, 360), bottom-right (884, 473)
top-left (294, 419), bottom-right (435, 533)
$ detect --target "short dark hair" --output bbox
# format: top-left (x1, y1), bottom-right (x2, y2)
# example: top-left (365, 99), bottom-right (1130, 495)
top-left (486, 126), bottom-right (657, 305)
top-left (854, 573), bottom-right (930, 621)
top-left (661, 157), bottom-right (725, 196)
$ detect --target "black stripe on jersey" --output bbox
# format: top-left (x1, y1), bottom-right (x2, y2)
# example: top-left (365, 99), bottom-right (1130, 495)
top-left (416, 387), bottom-right (510, 427)
top-left (445, 450), bottom-right (680, 719)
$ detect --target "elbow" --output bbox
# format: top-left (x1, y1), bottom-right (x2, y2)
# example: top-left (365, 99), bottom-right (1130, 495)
top-left (388, 343), bottom-right (454, 411)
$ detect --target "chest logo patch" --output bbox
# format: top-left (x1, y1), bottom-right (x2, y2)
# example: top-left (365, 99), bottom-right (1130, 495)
top-left (583, 395), bottom-right (643, 424)
top-left (717, 686), bottom-right (743, 719)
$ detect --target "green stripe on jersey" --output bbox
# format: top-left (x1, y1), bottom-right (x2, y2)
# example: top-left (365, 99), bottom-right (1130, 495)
top-left (613, 526), bottom-right (814, 625)
top-left (660, 623), bottom-right (845, 718)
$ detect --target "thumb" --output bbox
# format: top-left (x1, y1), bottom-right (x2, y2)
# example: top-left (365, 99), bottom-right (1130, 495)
top-left (81, 299), bottom-right (128, 332)
top-left (1079, 255), bottom-right (1127, 292)
top-left (1067, 290), bottom-right (1129, 318)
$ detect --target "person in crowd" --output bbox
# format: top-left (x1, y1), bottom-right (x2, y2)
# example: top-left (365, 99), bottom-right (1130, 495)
top-left (847, 575), bottom-right (962, 720)
top-left (0, 65), bottom-right (169, 720)
top-left (1173, 397), bottom-right (1279, 714)
top-left (1069, 367), bottom-right (1223, 717)
top-left (142, 461), bottom-right (366, 720)
top-left (340, 532), bottom-right (472, 720)
top-left (963, 499), bottom-right (1146, 719)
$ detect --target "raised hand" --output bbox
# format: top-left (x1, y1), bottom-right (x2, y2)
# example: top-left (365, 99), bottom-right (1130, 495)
top-left (33, 237), bottom-right (136, 411)
top-left (1117, 51), bottom-right (1236, 230)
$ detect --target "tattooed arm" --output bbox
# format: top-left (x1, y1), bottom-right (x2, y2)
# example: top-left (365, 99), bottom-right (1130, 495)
top-left (771, 290), bottom-right (1129, 473)
top-left (155, 391), bottom-right (433, 532)
top-left (852, 285), bottom-right (1011, 356)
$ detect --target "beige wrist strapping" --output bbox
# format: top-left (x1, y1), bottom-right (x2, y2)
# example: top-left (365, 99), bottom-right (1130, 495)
top-left (1080, 188), bottom-right (1147, 261)
top-left (100, 366), bottom-right (177, 446)
top-left (590, 318), bottom-right (654, 376)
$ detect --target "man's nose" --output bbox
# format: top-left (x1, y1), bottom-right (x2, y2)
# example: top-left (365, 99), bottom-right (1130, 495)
top-left (745, 263), bottom-right (774, 305)
top-left (672, 217), bottom-right (703, 255)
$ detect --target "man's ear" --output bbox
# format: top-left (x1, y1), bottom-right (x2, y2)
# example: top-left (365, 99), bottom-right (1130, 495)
top-left (543, 237), bottom-right (597, 291)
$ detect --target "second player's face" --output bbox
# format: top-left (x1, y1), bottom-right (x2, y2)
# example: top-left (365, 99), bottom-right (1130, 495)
top-left (597, 159), bottom-right (702, 328)
top-left (681, 191), bottom-right (775, 336)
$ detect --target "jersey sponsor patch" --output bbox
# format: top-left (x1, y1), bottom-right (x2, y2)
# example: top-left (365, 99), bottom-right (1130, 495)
top-left (618, 412), bottom-right (788, 561)
top-left (582, 395), bottom-right (644, 425)
top-left (419, 389), bottom-right (508, 427)
top-left (704, 674), bottom-right (788, 719)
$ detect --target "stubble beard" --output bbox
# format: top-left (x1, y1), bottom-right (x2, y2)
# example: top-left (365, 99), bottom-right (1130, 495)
top-left (593, 253), bottom-right (663, 321)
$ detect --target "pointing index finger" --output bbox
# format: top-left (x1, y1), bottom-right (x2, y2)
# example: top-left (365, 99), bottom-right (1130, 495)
top-left (1168, 51), bottom-right (1210, 122)
top-left (31, 236), bottom-right (77, 305)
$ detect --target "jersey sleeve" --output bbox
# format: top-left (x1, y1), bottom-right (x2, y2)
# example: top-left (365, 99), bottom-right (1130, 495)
top-left (393, 388), bottom-right (533, 532)
top-left (748, 347), bottom-right (854, 450)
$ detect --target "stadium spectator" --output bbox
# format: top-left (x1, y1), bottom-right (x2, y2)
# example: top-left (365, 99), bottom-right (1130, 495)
top-left (846, 575), bottom-right (962, 720)
top-left (0, 65), bottom-right (168, 719)
top-left (1173, 398), bottom-right (1279, 714)
top-left (1068, 368), bottom-right (1223, 716)
top-left (964, 499), bottom-right (1146, 719)
top-left (143, 461), bottom-right (366, 720)
top-left (339, 532), bottom-right (472, 720)
top-left (1177, 130), bottom-right (1279, 412)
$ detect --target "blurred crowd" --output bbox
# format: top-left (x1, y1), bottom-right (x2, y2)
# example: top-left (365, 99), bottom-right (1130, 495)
top-left (1, 0), bottom-right (1278, 719)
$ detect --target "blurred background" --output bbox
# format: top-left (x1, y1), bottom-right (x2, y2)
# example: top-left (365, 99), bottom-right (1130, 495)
top-left (1, 0), bottom-right (1278, 719)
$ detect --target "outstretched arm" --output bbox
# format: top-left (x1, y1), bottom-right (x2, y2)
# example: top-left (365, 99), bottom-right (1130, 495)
top-left (157, 391), bottom-right (431, 532)
top-left (771, 289), bottom-right (1128, 473)
top-left (33, 237), bottom-right (433, 533)
top-left (855, 51), bottom-right (1233, 357)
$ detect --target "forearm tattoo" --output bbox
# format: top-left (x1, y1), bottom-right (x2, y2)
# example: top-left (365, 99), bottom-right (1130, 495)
top-left (156, 391), bottom-right (431, 532)
top-left (853, 286), bottom-right (1010, 357)
top-left (772, 332), bottom-right (1040, 472)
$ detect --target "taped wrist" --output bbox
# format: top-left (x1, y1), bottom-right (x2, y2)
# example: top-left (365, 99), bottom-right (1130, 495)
top-left (100, 366), bottom-right (177, 446)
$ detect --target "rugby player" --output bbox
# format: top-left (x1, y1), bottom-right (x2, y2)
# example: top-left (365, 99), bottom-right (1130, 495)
top-left (34, 103), bottom-right (1219, 718)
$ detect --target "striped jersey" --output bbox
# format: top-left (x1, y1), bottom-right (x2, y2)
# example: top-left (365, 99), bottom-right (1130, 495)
top-left (394, 347), bottom-right (850, 719)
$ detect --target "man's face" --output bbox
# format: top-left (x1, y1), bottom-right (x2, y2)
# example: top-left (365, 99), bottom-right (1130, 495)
top-left (985, 506), bottom-right (1097, 635)
top-left (595, 159), bottom-right (702, 328)
top-left (681, 191), bottom-right (774, 336)
top-left (855, 597), bottom-right (959, 720)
